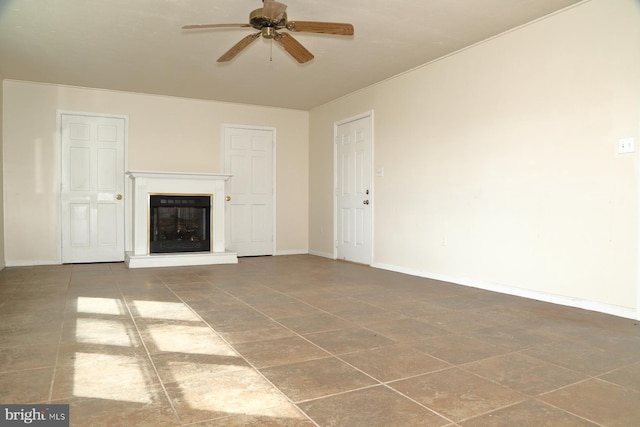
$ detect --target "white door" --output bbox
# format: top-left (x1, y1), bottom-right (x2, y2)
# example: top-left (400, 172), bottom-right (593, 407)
top-left (335, 114), bottom-right (372, 264)
top-left (223, 126), bottom-right (274, 256)
top-left (61, 114), bottom-right (126, 263)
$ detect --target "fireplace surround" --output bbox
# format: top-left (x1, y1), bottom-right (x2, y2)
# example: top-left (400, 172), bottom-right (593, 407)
top-left (125, 171), bottom-right (238, 268)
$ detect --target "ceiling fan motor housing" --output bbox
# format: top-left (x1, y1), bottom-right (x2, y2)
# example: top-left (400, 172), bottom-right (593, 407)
top-left (250, 8), bottom-right (287, 30)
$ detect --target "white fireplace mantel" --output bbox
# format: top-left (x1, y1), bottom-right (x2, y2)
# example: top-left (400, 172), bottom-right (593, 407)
top-left (125, 170), bottom-right (238, 268)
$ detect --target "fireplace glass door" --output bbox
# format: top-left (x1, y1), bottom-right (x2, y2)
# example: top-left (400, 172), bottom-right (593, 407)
top-left (149, 195), bottom-right (211, 253)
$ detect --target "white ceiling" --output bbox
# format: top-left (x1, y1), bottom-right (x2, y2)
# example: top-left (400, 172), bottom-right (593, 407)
top-left (0, 0), bottom-right (582, 110)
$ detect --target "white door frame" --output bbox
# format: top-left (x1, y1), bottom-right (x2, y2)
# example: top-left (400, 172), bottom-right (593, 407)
top-left (637, 143), bottom-right (640, 320)
top-left (56, 110), bottom-right (129, 264)
top-left (333, 111), bottom-right (374, 263)
top-left (221, 124), bottom-right (277, 256)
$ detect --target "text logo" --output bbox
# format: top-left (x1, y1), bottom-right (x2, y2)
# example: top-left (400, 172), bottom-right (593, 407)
top-left (1, 405), bottom-right (69, 426)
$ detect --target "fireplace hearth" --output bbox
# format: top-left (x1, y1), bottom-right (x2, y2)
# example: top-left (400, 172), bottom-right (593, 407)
top-left (149, 195), bottom-right (210, 253)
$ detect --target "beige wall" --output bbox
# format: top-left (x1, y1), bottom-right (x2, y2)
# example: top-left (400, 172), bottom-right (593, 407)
top-left (0, 74), bottom-right (4, 269)
top-left (309, 0), bottom-right (640, 316)
top-left (2, 81), bottom-right (309, 265)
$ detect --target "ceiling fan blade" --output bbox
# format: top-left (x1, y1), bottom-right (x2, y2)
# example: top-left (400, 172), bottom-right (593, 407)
top-left (183, 23), bottom-right (251, 30)
top-left (262, 0), bottom-right (287, 22)
top-left (217, 33), bottom-right (261, 62)
top-left (275, 33), bottom-right (314, 64)
top-left (286, 21), bottom-right (354, 35)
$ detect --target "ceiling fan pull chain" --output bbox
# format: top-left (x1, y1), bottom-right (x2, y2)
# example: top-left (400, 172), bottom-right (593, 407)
top-left (270, 38), bottom-right (273, 61)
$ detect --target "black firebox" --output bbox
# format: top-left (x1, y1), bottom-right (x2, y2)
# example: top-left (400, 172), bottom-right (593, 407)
top-left (149, 195), bottom-right (211, 253)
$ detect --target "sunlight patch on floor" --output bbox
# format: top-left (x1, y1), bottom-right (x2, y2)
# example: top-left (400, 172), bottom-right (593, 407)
top-left (76, 296), bottom-right (125, 315)
top-left (174, 365), bottom-right (303, 419)
top-left (69, 296), bottom-right (303, 420)
top-left (74, 318), bottom-right (136, 347)
top-left (132, 300), bottom-right (200, 321)
top-left (145, 323), bottom-right (237, 356)
top-left (73, 352), bottom-right (153, 403)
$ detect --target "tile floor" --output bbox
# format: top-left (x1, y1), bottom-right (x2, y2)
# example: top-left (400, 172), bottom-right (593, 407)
top-left (1, 255), bottom-right (640, 426)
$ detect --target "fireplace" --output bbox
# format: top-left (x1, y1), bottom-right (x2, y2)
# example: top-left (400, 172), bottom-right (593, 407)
top-left (149, 195), bottom-right (211, 253)
top-left (125, 171), bottom-right (237, 268)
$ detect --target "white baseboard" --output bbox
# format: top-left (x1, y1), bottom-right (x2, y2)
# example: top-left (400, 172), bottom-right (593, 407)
top-left (372, 262), bottom-right (639, 321)
top-left (4, 260), bottom-right (61, 267)
top-left (308, 250), bottom-right (334, 259)
top-left (274, 250), bottom-right (309, 256)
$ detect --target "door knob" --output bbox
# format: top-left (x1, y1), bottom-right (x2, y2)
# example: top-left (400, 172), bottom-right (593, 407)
top-left (225, 195), bottom-right (231, 201)
top-left (363, 200), bottom-right (369, 205)
top-left (116, 194), bottom-right (123, 200)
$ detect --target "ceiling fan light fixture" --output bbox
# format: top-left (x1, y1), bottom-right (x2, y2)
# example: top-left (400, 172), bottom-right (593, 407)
top-left (261, 27), bottom-right (277, 39)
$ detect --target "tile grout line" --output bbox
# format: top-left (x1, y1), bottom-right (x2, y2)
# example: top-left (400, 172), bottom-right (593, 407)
top-left (115, 276), bottom-right (184, 426)
top-left (47, 273), bottom-right (73, 404)
top-left (530, 396), bottom-right (607, 427)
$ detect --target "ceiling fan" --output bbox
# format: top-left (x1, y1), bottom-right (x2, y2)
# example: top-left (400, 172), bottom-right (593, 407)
top-left (182, 0), bottom-right (354, 64)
